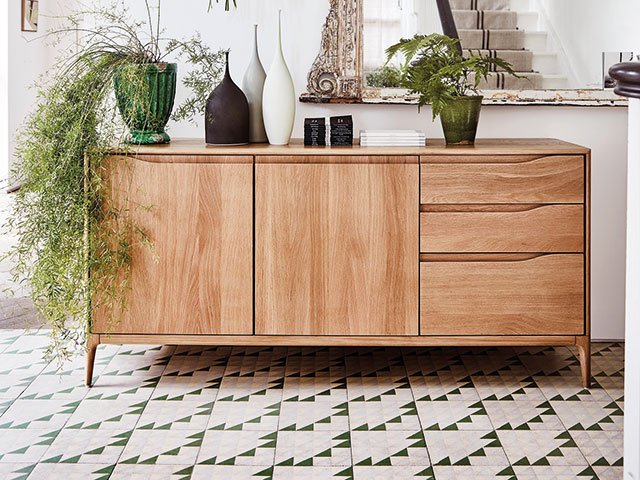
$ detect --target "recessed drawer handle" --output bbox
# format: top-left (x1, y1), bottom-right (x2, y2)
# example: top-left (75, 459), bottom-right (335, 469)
top-left (420, 204), bottom-right (550, 214)
top-left (420, 253), bottom-right (549, 263)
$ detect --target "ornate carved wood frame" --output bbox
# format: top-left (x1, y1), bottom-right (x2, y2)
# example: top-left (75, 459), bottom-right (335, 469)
top-left (301, 0), bottom-right (626, 106)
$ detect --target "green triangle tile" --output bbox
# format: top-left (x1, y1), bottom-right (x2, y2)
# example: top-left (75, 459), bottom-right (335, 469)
top-left (529, 415), bottom-right (544, 423)
top-left (514, 423), bottom-right (531, 431)
top-left (416, 466), bottom-right (435, 477)
top-left (435, 456), bottom-right (451, 466)
top-left (469, 448), bottom-right (486, 457)
top-left (333, 432), bottom-right (350, 440)
top-left (301, 395), bottom-right (315, 402)
top-left (407, 431), bottom-right (424, 440)
top-left (587, 423), bottom-right (604, 431)
top-left (42, 454), bottom-right (64, 463)
top-left (458, 415), bottom-right (473, 424)
top-left (335, 467), bottom-right (353, 477)
top-left (454, 456), bottom-right (471, 466)
top-left (485, 439), bottom-right (502, 448)
top-left (218, 395), bottom-right (234, 402)
top-left (61, 455), bottom-right (82, 464)
top-left (85, 447), bottom-right (105, 455)
top-left (254, 466), bottom-right (274, 477)
top-left (228, 423), bottom-right (244, 430)
top-left (392, 448), bottom-right (409, 457)
top-left (374, 457), bottom-right (392, 466)
top-left (417, 394), bottom-right (431, 401)
top-left (10, 422), bottom-right (31, 429)
top-left (353, 423), bottom-right (368, 431)
top-left (425, 423), bottom-right (440, 430)
top-left (356, 457), bottom-right (372, 466)
top-left (497, 466), bottom-right (516, 476)
top-left (442, 423), bottom-right (458, 431)
top-left (409, 439), bottom-right (426, 448)
top-left (334, 440), bottom-right (351, 448)
top-left (366, 395), bottom-right (382, 402)
top-left (578, 466), bottom-right (598, 477)
top-left (299, 424), bottom-right (314, 431)
top-left (218, 457), bottom-right (236, 465)
top-left (176, 415), bottom-right (192, 423)
top-left (184, 439), bottom-right (203, 448)
top-left (34, 414), bottom-right (53, 422)
top-left (513, 457), bottom-right (530, 466)
top-left (569, 423), bottom-right (585, 430)
top-left (169, 395), bottom-right (184, 402)
top-left (198, 457), bottom-right (217, 465)
top-left (483, 394), bottom-right (498, 401)
top-left (371, 423), bottom-right (386, 431)
top-left (500, 395), bottom-right (514, 401)
top-left (157, 423), bottom-right (173, 430)
top-left (93, 465), bottom-right (116, 475)
top-left (239, 448), bottom-right (256, 457)
top-left (593, 456), bottom-right (610, 466)
top-left (387, 415), bottom-right (402, 424)
top-left (295, 457), bottom-right (314, 466)
top-left (281, 423), bottom-right (297, 431)
top-left (8, 446), bottom-right (29, 455)
top-left (316, 416), bottom-right (332, 424)
top-left (532, 457), bottom-right (551, 466)
top-left (174, 466), bottom-right (194, 475)
top-left (277, 457), bottom-right (294, 466)
top-left (613, 457), bottom-right (624, 466)
top-left (139, 455), bottom-right (159, 464)
top-left (316, 448), bottom-right (332, 458)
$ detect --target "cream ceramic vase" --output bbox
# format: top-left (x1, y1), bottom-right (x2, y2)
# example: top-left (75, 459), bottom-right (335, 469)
top-left (262, 10), bottom-right (295, 146)
top-left (242, 25), bottom-right (268, 143)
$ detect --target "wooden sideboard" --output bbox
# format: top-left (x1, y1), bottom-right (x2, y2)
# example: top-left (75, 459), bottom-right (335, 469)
top-left (88, 138), bottom-right (591, 388)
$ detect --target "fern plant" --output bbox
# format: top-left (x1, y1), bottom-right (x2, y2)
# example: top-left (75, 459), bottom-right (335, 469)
top-left (386, 34), bottom-right (520, 119)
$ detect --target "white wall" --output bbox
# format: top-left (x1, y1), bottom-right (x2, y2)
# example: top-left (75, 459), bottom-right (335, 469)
top-left (7, 0), bottom-right (631, 340)
top-left (535, 0), bottom-right (640, 88)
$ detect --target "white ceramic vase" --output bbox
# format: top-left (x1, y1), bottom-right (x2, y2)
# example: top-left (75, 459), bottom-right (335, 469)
top-left (262, 10), bottom-right (295, 146)
top-left (242, 25), bottom-right (268, 143)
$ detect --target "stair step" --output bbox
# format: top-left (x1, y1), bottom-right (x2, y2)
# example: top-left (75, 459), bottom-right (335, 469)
top-left (541, 74), bottom-right (569, 89)
top-left (471, 71), bottom-right (543, 89)
top-left (459, 29), bottom-right (525, 50)
top-left (524, 31), bottom-right (548, 51)
top-left (509, 0), bottom-right (531, 12)
top-left (516, 11), bottom-right (538, 30)
top-left (453, 10), bottom-right (518, 30)
top-left (450, 0), bottom-right (510, 11)
top-left (464, 49), bottom-right (533, 72)
top-left (532, 52), bottom-right (559, 75)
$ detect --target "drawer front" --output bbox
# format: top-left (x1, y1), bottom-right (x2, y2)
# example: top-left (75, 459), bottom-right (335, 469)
top-left (420, 254), bottom-right (584, 335)
top-left (420, 205), bottom-right (584, 253)
top-left (420, 155), bottom-right (584, 204)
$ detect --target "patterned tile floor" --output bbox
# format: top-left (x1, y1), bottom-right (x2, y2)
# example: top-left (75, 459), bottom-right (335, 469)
top-left (0, 330), bottom-right (624, 479)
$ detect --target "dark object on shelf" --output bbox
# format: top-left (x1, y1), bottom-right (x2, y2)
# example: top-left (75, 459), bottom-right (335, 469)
top-left (206, 52), bottom-right (250, 146)
top-left (439, 96), bottom-right (483, 145)
top-left (330, 115), bottom-right (353, 146)
top-left (304, 117), bottom-right (327, 146)
top-left (609, 61), bottom-right (640, 99)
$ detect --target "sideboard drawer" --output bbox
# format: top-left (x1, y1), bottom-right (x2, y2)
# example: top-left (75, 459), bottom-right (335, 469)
top-left (420, 155), bottom-right (584, 204)
top-left (420, 204), bottom-right (584, 253)
top-left (420, 254), bottom-right (584, 335)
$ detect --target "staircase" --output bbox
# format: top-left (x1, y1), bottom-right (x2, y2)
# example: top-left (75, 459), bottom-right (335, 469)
top-left (450, 0), bottom-right (568, 89)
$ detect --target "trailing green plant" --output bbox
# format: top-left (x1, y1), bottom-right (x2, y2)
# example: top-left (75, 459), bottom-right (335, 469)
top-left (4, 1), bottom-right (227, 364)
top-left (209, 0), bottom-right (238, 11)
top-left (366, 65), bottom-right (404, 88)
top-left (385, 34), bottom-right (520, 118)
top-left (168, 34), bottom-right (227, 124)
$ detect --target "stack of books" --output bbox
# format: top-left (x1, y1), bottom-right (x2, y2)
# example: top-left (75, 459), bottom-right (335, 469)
top-left (330, 116), bottom-right (353, 146)
top-left (360, 130), bottom-right (426, 147)
top-left (304, 118), bottom-right (327, 146)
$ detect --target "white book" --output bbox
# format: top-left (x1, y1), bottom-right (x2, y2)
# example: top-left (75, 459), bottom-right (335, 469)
top-left (361, 141), bottom-right (426, 146)
top-left (360, 129), bottom-right (425, 138)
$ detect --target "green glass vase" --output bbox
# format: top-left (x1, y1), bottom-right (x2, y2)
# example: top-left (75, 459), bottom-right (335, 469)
top-left (114, 63), bottom-right (177, 145)
top-left (439, 95), bottom-right (483, 145)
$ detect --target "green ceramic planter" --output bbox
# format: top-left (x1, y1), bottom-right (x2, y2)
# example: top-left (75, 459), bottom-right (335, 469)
top-left (114, 63), bottom-right (177, 145)
top-left (439, 95), bottom-right (483, 145)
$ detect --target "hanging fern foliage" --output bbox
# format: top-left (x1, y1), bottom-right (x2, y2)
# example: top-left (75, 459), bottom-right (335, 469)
top-left (386, 34), bottom-right (520, 119)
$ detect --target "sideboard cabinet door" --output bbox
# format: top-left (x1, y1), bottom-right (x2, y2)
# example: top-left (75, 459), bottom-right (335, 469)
top-left (255, 162), bottom-right (419, 336)
top-left (93, 157), bottom-right (253, 335)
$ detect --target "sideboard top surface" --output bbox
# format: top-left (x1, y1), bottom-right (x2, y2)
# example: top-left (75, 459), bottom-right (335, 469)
top-left (125, 138), bottom-right (589, 161)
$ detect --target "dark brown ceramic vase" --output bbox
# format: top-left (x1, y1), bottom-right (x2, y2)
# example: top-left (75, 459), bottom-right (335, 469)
top-left (439, 95), bottom-right (483, 145)
top-left (205, 52), bottom-right (250, 146)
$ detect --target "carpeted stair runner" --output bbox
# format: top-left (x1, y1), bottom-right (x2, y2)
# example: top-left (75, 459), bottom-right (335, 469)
top-left (451, 0), bottom-right (543, 89)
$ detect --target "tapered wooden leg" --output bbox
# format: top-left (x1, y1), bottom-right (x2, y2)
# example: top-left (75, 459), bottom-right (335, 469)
top-left (576, 335), bottom-right (591, 388)
top-left (86, 335), bottom-right (99, 387)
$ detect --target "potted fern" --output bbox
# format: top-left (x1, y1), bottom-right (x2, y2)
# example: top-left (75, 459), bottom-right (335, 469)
top-left (386, 34), bottom-right (519, 145)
